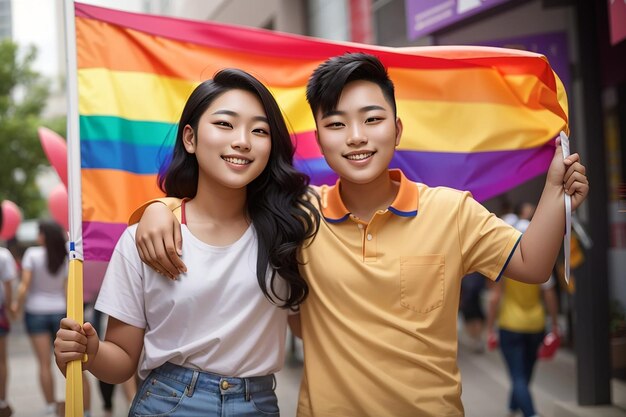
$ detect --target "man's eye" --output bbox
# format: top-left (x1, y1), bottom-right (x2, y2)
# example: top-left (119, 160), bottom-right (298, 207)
top-left (365, 117), bottom-right (383, 123)
top-left (325, 122), bottom-right (344, 128)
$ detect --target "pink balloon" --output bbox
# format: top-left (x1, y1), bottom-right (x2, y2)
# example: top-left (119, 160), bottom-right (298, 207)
top-left (38, 127), bottom-right (68, 187)
top-left (48, 184), bottom-right (68, 230)
top-left (0, 200), bottom-right (22, 240)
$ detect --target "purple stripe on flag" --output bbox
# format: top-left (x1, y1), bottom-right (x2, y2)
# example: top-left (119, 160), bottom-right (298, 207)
top-left (390, 143), bottom-right (555, 201)
top-left (84, 260), bottom-right (109, 303)
top-left (83, 221), bottom-right (127, 261)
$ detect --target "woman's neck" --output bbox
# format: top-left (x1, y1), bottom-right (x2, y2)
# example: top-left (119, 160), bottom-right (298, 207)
top-left (184, 181), bottom-right (250, 246)
top-left (188, 179), bottom-right (248, 224)
top-left (339, 171), bottom-right (399, 223)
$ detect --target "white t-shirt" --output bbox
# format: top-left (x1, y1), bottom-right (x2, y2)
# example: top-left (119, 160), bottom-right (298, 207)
top-left (0, 248), bottom-right (16, 304)
top-left (21, 246), bottom-right (68, 314)
top-left (95, 224), bottom-right (289, 380)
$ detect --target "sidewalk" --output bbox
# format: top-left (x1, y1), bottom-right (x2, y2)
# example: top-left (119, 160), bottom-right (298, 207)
top-left (6, 320), bottom-right (132, 417)
top-left (5, 319), bottom-right (626, 417)
top-left (458, 343), bottom-right (626, 417)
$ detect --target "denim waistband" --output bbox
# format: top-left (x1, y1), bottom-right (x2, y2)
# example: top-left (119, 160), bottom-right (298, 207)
top-left (152, 362), bottom-right (276, 398)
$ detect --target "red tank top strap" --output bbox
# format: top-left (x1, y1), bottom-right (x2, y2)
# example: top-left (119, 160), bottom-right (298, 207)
top-left (180, 199), bottom-right (188, 225)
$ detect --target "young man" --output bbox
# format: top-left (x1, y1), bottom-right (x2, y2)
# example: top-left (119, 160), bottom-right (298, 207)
top-left (128, 53), bottom-right (588, 416)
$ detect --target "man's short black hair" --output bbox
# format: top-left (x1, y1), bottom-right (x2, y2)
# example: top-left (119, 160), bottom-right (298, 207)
top-left (306, 52), bottom-right (397, 118)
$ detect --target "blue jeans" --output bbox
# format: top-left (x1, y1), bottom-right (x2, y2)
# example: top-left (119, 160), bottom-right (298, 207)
top-left (24, 311), bottom-right (65, 340)
top-left (129, 363), bottom-right (279, 417)
top-left (499, 329), bottom-right (544, 417)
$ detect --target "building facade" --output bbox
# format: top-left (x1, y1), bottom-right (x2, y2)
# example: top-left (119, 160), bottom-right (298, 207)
top-left (0, 0), bottom-right (11, 39)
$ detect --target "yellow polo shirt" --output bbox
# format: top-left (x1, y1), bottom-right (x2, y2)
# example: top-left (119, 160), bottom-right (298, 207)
top-left (128, 169), bottom-right (521, 417)
top-left (297, 170), bottom-right (520, 417)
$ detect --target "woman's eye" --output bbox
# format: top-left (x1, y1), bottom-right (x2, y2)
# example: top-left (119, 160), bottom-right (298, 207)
top-left (214, 121), bottom-right (232, 128)
top-left (253, 128), bottom-right (269, 135)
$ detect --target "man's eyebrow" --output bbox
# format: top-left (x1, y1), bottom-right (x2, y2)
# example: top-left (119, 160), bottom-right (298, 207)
top-left (321, 105), bottom-right (386, 119)
top-left (320, 109), bottom-right (345, 119)
top-left (359, 105), bottom-right (386, 112)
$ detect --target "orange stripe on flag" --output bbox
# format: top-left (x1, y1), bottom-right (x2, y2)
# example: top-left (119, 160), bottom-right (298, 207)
top-left (82, 170), bottom-right (163, 223)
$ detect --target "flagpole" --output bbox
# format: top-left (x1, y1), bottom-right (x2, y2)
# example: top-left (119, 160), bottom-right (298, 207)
top-left (63, 1), bottom-right (84, 416)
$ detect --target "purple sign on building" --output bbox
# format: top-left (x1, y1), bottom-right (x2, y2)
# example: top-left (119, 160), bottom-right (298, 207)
top-left (405, 0), bottom-right (512, 40)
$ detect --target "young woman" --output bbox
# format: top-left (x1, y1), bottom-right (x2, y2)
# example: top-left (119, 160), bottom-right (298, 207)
top-left (53, 68), bottom-right (319, 417)
top-left (11, 220), bottom-right (87, 416)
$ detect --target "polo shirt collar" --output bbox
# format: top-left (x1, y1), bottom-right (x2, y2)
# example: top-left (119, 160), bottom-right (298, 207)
top-left (322, 169), bottom-right (419, 223)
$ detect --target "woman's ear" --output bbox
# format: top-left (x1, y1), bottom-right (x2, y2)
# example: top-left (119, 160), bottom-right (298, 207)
top-left (182, 125), bottom-right (196, 153)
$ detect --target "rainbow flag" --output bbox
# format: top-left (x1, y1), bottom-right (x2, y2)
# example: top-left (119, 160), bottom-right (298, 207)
top-left (75, 3), bottom-right (568, 280)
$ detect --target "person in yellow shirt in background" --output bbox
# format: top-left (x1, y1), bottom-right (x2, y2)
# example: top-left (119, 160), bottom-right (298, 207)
top-left (128, 53), bottom-right (589, 416)
top-left (486, 203), bottom-right (560, 417)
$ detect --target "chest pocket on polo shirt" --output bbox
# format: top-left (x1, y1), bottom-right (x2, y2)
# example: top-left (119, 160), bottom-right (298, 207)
top-left (400, 255), bottom-right (445, 314)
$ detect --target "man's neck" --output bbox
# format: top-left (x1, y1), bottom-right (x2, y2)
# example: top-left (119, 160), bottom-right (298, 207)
top-left (339, 171), bottom-right (399, 222)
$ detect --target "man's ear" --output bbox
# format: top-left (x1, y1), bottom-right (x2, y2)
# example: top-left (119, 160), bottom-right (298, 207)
top-left (395, 118), bottom-right (403, 147)
top-left (182, 125), bottom-right (195, 153)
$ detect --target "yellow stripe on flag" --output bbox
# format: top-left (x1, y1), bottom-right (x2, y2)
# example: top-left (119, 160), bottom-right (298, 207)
top-left (397, 99), bottom-right (567, 152)
top-left (78, 69), bottom-right (193, 122)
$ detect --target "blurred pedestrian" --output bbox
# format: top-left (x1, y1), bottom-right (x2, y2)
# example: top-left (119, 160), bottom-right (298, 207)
top-left (460, 272), bottom-right (487, 353)
top-left (487, 276), bottom-right (559, 417)
top-left (486, 203), bottom-right (560, 417)
top-left (11, 220), bottom-right (91, 417)
top-left (499, 198), bottom-right (518, 226)
top-left (0, 245), bottom-right (16, 417)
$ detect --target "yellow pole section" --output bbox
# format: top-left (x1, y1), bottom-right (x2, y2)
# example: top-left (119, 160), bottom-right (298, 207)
top-left (65, 259), bottom-right (83, 417)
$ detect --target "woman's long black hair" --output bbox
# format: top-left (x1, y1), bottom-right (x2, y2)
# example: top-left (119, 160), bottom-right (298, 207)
top-left (39, 220), bottom-right (67, 275)
top-left (158, 69), bottom-right (319, 309)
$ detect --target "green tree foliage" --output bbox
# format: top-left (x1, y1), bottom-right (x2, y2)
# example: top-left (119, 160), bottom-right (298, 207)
top-left (0, 39), bottom-right (61, 218)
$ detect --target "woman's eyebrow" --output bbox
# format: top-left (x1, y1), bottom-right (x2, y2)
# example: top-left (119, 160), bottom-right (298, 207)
top-left (212, 109), bottom-right (268, 123)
